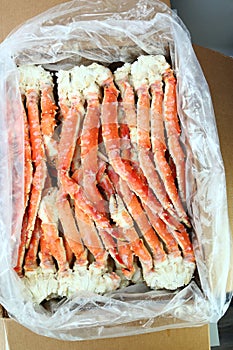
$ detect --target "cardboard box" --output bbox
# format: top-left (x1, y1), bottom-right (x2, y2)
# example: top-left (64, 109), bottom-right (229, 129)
top-left (1, 0), bottom-right (232, 349)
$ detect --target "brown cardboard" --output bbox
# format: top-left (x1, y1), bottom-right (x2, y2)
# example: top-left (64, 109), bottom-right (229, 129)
top-left (2, 0), bottom-right (233, 349)
top-left (194, 45), bottom-right (233, 292)
top-left (0, 0), bottom-right (171, 42)
top-left (1, 319), bottom-right (209, 350)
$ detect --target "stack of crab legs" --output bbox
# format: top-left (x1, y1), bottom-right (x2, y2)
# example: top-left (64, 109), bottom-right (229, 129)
top-left (14, 55), bottom-right (195, 303)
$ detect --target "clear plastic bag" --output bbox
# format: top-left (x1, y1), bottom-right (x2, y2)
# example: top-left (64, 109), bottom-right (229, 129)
top-left (0, 0), bottom-right (231, 340)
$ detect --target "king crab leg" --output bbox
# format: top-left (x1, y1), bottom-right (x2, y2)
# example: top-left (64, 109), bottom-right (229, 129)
top-left (16, 56), bottom-right (195, 299)
top-left (38, 187), bottom-right (69, 273)
top-left (18, 66), bottom-right (50, 248)
top-left (21, 96), bottom-right (33, 209)
top-left (14, 213), bottom-right (28, 276)
top-left (40, 72), bottom-right (58, 167)
top-left (39, 227), bottom-right (56, 272)
top-left (24, 217), bottom-right (41, 272)
top-left (163, 68), bottom-right (186, 204)
top-left (73, 66), bottom-right (106, 213)
top-left (56, 189), bottom-right (87, 266)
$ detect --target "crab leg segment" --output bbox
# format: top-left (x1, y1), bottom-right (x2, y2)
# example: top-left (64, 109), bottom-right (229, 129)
top-left (21, 97), bottom-right (33, 209)
top-left (18, 66), bottom-right (49, 247)
top-left (26, 88), bottom-right (46, 246)
top-left (72, 66), bottom-right (105, 212)
top-left (163, 68), bottom-right (186, 204)
top-left (24, 217), bottom-right (41, 272)
top-left (39, 228), bottom-right (56, 271)
top-left (38, 188), bottom-right (69, 273)
top-left (14, 213), bottom-right (28, 276)
top-left (40, 73), bottom-right (58, 166)
top-left (57, 189), bottom-right (87, 266)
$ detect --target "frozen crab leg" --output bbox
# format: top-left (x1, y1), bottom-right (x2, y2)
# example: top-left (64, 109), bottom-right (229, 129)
top-left (57, 189), bottom-right (120, 295)
top-left (163, 68), bottom-right (186, 204)
top-left (23, 216), bottom-right (58, 303)
top-left (56, 189), bottom-right (87, 266)
top-left (14, 213), bottom-right (28, 276)
top-left (24, 217), bottom-right (41, 272)
top-left (21, 96), bottom-right (33, 209)
top-left (18, 66), bottom-right (48, 248)
top-left (39, 227), bottom-right (56, 272)
top-left (72, 167), bottom-right (122, 267)
top-left (13, 99), bottom-right (33, 275)
top-left (40, 70), bottom-right (58, 167)
top-left (38, 187), bottom-right (69, 273)
top-left (72, 66), bottom-right (105, 213)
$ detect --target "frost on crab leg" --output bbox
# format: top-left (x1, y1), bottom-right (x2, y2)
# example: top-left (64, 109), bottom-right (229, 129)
top-left (163, 68), bottom-right (186, 205)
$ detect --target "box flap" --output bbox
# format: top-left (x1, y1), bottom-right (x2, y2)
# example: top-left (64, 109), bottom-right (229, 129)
top-left (2, 319), bottom-right (209, 350)
top-left (194, 45), bottom-right (233, 292)
top-left (0, 0), bottom-right (171, 42)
